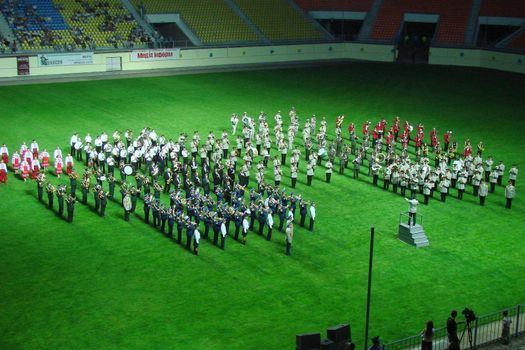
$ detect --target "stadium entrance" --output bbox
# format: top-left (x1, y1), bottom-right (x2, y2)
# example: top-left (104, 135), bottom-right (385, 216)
top-left (397, 15), bottom-right (437, 64)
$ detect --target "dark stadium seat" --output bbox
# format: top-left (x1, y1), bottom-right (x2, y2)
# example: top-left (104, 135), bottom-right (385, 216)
top-left (370, 0), bottom-right (473, 44)
top-left (294, 0), bottom-right (373, 12)
top-left (479, 0), bottom-right (525, 18)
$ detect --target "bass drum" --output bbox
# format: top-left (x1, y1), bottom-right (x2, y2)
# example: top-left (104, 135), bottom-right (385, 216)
top-left (123, 165), bottom-right (134, 176)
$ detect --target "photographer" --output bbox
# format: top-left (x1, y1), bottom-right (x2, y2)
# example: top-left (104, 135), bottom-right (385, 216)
top-left (447, 310), bottom-right (460, 350)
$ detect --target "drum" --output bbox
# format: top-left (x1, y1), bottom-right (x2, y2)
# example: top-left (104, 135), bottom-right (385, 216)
top-left (317, 148), bottom-right (327, 158)
top-left (123, 165), bottom-right (133, 176)
top-left (99, 175), bottom-right (107, 182)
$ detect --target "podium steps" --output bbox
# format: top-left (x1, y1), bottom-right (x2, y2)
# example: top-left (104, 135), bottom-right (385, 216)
top-left (398, 223), bottom-right (429, 248)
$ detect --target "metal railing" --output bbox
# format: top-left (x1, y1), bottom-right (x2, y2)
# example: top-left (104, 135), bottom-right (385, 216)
top-left (383, 304), bottom-right (524, 350)
top-left (399, 212), bottom-right (424, 227)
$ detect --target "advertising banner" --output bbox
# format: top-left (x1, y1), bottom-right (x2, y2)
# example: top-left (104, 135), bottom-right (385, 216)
top-left (37, 52), bottom-right (94, 66)
top-left (130, 49), bottom-right (180, 62)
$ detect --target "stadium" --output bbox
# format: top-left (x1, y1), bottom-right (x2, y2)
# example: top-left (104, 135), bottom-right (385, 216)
top-left (0, 1), bottom-right (524, 350)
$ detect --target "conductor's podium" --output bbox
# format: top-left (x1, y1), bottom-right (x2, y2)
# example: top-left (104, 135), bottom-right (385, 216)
top-left (398, 213), bottom-right (429, 248)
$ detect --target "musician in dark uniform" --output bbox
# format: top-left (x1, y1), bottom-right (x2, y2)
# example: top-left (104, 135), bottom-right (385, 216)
top-left (203, 211), bottom-right (211, 239)
top-left (151, 200), bottom-right (159, 227)
top-left (130, 187), bottom-right (138, 213)
top-left (46, 183), bottom-right (55, 210)
top-left (143, 194), bottom-right (151, 224)
top-left (258, 206), bottom-right (267, 235)
top-left (278, 204), bottom-right (286, 232)
top-left (69, 171), bottom-right (78, 195)
top-left (81, 175), bottom-right (90, 204)
top-left (90, 183), bottom-right (100, 210)
top-left (108, 173), bottom-right (115, 199)
top-left (36, 173), bottom-right (45, 202)
top-left (167, 208), bottom-right (175, 239)
top-left (233, 210), bottom-right (242, 240)
top-left (66, 194), bottom-right (76, 223)
top-left (299, 200), bottom-right (307, 227)
top-left (99, 190), bottom-right (107, 217)
top-left (213, 216), bottom-right (221, 245)
top-left (185, 218), bottom-right (195, 250)
top-left (56, 185), bottom-right (66, 217)
top-left (160, 206), bottom-right (168, 233)
top-left (176, 212), bottom-right (184, 244)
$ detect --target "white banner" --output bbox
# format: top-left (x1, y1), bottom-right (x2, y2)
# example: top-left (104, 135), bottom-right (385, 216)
top-left (38, 52), bottom-right (94, 66)
top-left (130, 48), bottom-right (180, 62)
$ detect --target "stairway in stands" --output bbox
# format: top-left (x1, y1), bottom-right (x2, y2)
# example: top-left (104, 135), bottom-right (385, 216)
top-left (358, 0), bottom-right (385, 41)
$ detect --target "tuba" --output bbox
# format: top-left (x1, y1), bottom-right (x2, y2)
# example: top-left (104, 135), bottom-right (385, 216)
top-left (376, 153), bottom-right (386, 164)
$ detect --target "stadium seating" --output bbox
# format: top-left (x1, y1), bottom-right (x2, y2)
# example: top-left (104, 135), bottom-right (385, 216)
top-left (130, 0), bottom-right (258, 44)
top-left (508, 31), bottom-right (525, 49)
top-left (370, 0), bottom-right (472, 44)
top-left (479, 0), bottom-right (525, 18)
top-left (232, 0), bottom-right (324, 41)
top-left (294, 0), bottom-right (373, 12)
top-left (56, 0), bottom-right (148, 49)
top-left (0, 0), bottom-right (148, 51)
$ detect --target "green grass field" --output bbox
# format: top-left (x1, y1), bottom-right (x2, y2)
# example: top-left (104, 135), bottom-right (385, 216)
top-left (0, 62), bottom-right (524, 350)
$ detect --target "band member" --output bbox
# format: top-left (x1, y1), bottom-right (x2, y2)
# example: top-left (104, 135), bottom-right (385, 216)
top-left (123, 192), bottom-right (132, 221)
top-left (220, 218), bottom-right (227, 250)
top-left (99, 190), bottom-right (108, 217)
top-left (505, 181), bottom-right (516, 209)
top-left (81, 175), bottom-right (90, 204)
top-left (309, 202), bottom-right (316, 231)
top-left (11, 151), bottom-right (20, 174)
top-left (193, 227), bottom-right (201, 255)
top-left (143, 194), bottom-right (151, 224)
top-left (30, 139), bottom-right (39, 159)
top-left (46, 183), bottom-right (55, 209)
top-left (0, 144), bottom-right (8, 166)
top-left (56, 184), bottom-right (66, 217)
top-left (31, 157), bottom-right (41, 180)
top-left (509, 164), bottom-right (518, 186)
top-left (65, 154), bottom-right (74, 176)
top-left (266, 209), bottom-right (274, 241)
top-left (40, 149), bottom-right (50, 172)
top-left (0, 160), bottom-right (7, 184)
top-left (36, 173), bottom-right (46, 201)
top-left (66, 194), bottom-right (76, 223)
top-left (55, 156), bottom-right (63, 178)
top-left (242, 211), bottom-right (249, 245)
top-left (285, 214), bottom-right (294, 256)
top-left (479, 180), bottom-right (488, 206)
top-left (21, 159), bottom-right (30, 181)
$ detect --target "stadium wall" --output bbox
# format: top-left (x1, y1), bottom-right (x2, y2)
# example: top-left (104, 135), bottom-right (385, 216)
top-left (429, 48), bottom-right (525, 74)
top-left (0, 43), bottom-right (394, 78)
top-left (0, 43), bottom-right (523, 79)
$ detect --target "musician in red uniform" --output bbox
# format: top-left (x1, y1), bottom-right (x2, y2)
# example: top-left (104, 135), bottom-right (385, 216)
top-left (393, 117), bottom-right (400, 140)
top-left (40, 149), bottom-right (50, 172)
top-left (30, 139), bottom-right (39, 160)
top-left (55, 156), bottom-right (63, 178)
top-left (11, 151), bottom-right (21, 174)
top-left (348, 122), bottom-right (355, 136)
top-left (65, 154), bottom-right (74, 176)
top-left (362, 121), bottom-right (370, 137)
top-left (31, 158), bottom-right (41, 180)
top-left (0, 159), bottom-right (7, 184)
top-left (0, 144), bottom-right (9, 165)
top-left (21, 159), bottom-right (30, 181)
top-left (443, 131), bottom-right (451, 152)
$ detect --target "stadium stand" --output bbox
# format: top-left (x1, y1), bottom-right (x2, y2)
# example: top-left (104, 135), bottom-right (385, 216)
top-left (479, 0), bottom-right (525, 18)
top-left (0, 0), bottom-right (150, 51)
top-left (294, 0), bottom-right (373, 12)
top-left (232, 0), bottom-right (324, 41)
top-left (370, 0), bottom-right (473, 44)
top-left (130, 0), bottom-right (258, 44)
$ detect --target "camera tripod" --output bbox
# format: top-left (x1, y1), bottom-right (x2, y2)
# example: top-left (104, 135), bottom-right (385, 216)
top-left (460, 320), bottom-right (474, 350)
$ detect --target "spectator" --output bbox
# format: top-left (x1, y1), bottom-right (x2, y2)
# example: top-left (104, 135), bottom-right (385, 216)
top-left (501, 310), bottom-right (512, 345)
top-left (421, 320), bottom-right (434, 350)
